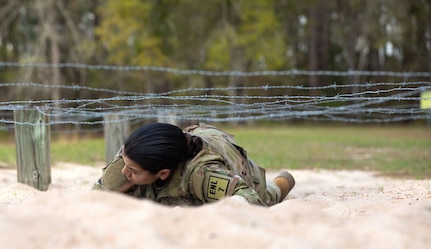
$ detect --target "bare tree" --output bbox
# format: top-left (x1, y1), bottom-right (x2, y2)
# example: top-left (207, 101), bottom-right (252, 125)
top-left (308, 1), bottom-right (330, 95)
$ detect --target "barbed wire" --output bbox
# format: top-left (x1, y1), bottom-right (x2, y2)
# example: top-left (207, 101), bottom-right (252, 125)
top-left (1, 61), bottom-right (431, 78)
top-left (1, 81), bottom-right (430, 95)
top-left (1, 81), bottom-right (430, 126)
top-left (1, 62), bottom-right (431, 126)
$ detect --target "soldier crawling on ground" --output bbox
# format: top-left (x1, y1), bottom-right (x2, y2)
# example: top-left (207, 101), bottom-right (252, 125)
top-left (93, 122), bottom-right (295, 206)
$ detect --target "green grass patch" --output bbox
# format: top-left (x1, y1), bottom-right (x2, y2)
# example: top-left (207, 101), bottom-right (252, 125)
top-left (1, 125), bottom-right (430, 179)
top-left (224, 125), bottom-right (431, 179)
top-left (0, 144), bottom-right (16, 167)
top-left (0, 138), bottom-right (106, 168)
top-left (50, 138), bottom-right (106, 166)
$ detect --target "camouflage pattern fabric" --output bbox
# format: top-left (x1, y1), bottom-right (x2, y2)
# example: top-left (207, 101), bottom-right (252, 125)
top-left (93, 123), bottom-right (281, 206)
top-left (92, 146), bottom-right (130, 192)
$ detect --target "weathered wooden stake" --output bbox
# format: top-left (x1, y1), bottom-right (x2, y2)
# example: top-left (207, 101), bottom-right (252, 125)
top-left (104, 114), bottom-right (130, 163)
top-left (14, 109), bottom-right (51, 191)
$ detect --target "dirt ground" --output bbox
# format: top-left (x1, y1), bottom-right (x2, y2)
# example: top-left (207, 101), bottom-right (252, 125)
top-left (0, 163), bottom-right (430, 249)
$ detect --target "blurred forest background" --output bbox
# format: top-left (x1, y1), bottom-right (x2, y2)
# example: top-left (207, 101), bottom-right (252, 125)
top-left (0, 1), bottom-right (430, 174)
top-left (0, 0), bottom-right (430, 101)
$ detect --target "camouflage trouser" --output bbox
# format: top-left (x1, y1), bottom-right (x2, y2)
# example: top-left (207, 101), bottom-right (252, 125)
top-left (261, 178), bottom-right (282, 206)
top-left (243, 164), bottom-right (282, 206)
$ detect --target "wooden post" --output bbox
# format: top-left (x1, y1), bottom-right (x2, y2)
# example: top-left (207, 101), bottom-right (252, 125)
top-left (14, 109), bottom-right (51, 191)
top-left (104, 114), bottom-right (130, 164)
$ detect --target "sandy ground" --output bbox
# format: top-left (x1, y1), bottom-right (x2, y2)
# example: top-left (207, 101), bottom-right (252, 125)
top-left (0, 163), bottom-right (430, 249)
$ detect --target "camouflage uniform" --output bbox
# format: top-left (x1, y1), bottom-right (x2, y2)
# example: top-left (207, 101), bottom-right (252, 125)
top-left (93, 123), bottom-right (281, 206)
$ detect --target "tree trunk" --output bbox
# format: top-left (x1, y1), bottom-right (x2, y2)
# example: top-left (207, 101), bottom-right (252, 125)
top-left (33, 0), bottom-right (62, 101)
top-left (229, 45), bottom-right (246, 123)
top-left (308, 2), bottom-right (329, 95)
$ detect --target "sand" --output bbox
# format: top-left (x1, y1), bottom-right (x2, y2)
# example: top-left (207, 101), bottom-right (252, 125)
top-left (0, 163), bottom-right (430, 249)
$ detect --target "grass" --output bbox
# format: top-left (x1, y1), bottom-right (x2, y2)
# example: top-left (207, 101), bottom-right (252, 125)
top-left (50, 137), bottom-right (106, 166)
top-left (0, 137), bottom-right (106, 168)
top-left (1, 125), bottom-right (430, 179)
top-left (223, 124), bottom-right (431, 179)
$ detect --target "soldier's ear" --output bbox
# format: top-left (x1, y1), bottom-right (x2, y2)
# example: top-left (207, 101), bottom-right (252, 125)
top-left (158, 169), bottom-right (171, 180)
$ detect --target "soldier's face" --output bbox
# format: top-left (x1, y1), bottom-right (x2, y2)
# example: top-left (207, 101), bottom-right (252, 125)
top-left (121, 155), bottom-right (159, 185)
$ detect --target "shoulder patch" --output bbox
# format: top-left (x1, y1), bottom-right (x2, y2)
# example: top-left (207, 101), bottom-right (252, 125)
top-left (207, 175), bottom-right (230, 200)
top-left (203, 171), bottom-right (239, 201)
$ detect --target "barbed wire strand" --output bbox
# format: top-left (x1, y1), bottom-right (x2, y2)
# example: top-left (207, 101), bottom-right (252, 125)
top-left (1, 61), bottom-right (431, 78)
top-left (1, 82), bottom-right (430, 126)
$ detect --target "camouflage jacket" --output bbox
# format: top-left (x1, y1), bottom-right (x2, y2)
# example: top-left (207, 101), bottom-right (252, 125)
top-left (93, 123), bottom-right (276, 206)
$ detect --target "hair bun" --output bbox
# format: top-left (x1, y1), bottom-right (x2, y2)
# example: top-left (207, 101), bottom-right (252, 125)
top-left (184, 133), bottom-right (203, 159)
